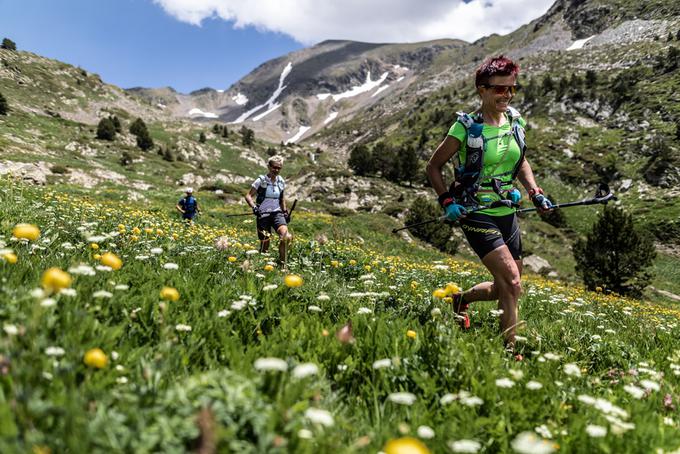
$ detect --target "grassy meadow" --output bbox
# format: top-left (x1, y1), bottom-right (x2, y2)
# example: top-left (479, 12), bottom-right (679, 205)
top-left (1, 178), bottom-right (680, 453)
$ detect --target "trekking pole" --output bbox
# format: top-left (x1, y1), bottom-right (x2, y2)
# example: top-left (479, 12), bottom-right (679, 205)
top-left (391, 203), bottom-right (506, 234)
top-left (517, 183), bottom-right (615, 214)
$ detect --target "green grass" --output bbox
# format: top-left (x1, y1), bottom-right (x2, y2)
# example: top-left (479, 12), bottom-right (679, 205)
top-left (2, 181), bottom-right (680, 453)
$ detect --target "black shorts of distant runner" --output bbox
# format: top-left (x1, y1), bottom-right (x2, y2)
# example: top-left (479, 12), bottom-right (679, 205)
top-left (256, 211), bottom-right (287, 240)
top-left (459, 212), bottom-right (522, 260)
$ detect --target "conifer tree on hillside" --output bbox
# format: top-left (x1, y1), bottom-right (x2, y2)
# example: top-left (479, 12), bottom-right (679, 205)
top-left (129, 118), bottom-right (146, 136)
top-left (129, 118), bottom-right (154, 151)
top-left (573, 206), bottom-right (656, 297)
top-left (212, 124), bottom-right (220, 134)
top-left (348, 144), bottom-right (373, 176)
top-left (136, 129), bottom-right (154, 151)
top-left (199, 131), bottom-right (206, 143)
top-left (240, 126), bottom-right (254, 147)
top-left (1, 38), bottom-right (17, 51)
top-left (111, 116), bottom-right (122, 133)
top-left (0, 91), bottom-right (8, 115)
top-left (96, 118), bottom-right (116, 141)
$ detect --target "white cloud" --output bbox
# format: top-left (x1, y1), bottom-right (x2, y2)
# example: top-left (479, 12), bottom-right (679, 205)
top-left (153, 0), bottom-right (554, 44)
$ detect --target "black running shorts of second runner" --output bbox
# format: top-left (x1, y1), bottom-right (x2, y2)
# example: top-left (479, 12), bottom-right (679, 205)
top-left (256, 212), bottom-right (287, 240)
top-left (459, 212), bottom-right (522, 260)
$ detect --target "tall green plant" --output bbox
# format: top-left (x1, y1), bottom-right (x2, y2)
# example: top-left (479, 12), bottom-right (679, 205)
top-left (573, 206), bottom-right (656, 297)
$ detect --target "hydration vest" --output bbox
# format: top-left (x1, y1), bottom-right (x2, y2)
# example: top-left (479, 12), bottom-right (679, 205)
top-left (452, 106), bottom-right (526, 207)
top-left (255, 175), bottom-right (285, 206)
top-left (182, 195), bottom-right (197, 214)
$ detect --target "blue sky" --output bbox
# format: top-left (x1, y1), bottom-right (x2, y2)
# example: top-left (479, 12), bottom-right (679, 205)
top-left (0, 0), bottom-right (303, 93)
top-left (0, 0), bottom-right (553, 93)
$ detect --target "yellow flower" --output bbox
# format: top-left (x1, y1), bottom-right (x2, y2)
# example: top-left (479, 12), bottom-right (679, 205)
top-left (443, 297), bottom-right (453, 304)
top-left (284, 274), bottom-right (303, 288)
top-left (228, 256), bottom-right (237, 262)
top-left (83, 348), bottom-right (108, 368)
top-left (160, 286), bottom-right (180, 301)
top-left (445, 282), bottom-right (460, 295)
top-left (172, 233), bottom-right (179, 240)
top-left (130, 235), bottom-right (139, 242)
top-left (432, 288), bottom-right (447, 299)
top-left (383, 437), bottom-right (431, 454)
top-left (349, 259), bottom-right (357, 266)
top-left (100, 252), bottom-right (122, 270)
top-left (364, 265), bottom-right (371, 272)
top-left (406, 330), bottom-right (417, 339)
top-left (41, 268), bottom-right (72, 294)
top-left (410, 280), bottom-right (419, 289)
top-left (144, 227), bottom-right (153, 234)
top-left (93, 253), bottom-right (101, 260)
top-left (264, 264), bottom-right (274, 272)
top-left (132, 227), bottom-right (141, 235)
top-left (90, 243), bottom-right (99, 250)
top-left (156, 229), bottom-right (163, 235)
top-left (595, 286), bottom-right (603, 292)
top-left (2, 252), bottom-right (17, 264)
top-left (330, 260), bottom-right (339, 268)
top-left (12, 223), bottom-right (40, 241)
top-left (117, 224), bottom-right (126, 231)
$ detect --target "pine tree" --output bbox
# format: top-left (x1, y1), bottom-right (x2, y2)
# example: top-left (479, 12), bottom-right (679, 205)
top-left (348, 144), bottom-right (373, 176)
top-left (136, 130), bottom-right (154, 151)
top-left (240, 126), bottom-right (254, 147)
top-left (400, 145), bottom-right (420, 187)
top-left (573, 206), bottom-right (656, 297)
top-left (212, 124), bottom-right (220, 134)
top-left (585, 70), bottom-right (597, 88)
top-left (199, 131), bottom-right (206, 143)
top-left (222, 126), bottom-right (229, 138)
top-left (96, 118), bottom-right (116, 141)
top-left (1, 38), bottom-right (16, 51)
top-left (129, 118), bottom-right (147, 136)
top-left (0, 91), bottom-right (8, 115)
top-left (110, 116), bottom-right (122, 133)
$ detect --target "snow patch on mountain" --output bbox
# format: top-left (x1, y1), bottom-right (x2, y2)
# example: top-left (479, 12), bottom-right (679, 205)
top-left (331, 71), bottom-right (389, 101)
top-left (188, 108), bottom-right (218, 118)
top-left (232, 93), bottom-right (248, 105)
top-left (232, 62), bottom-right (293, 124)
top-left (567, 35), bottom-right (594, 51)
top-left (285, 126), bottom-right (311, 144)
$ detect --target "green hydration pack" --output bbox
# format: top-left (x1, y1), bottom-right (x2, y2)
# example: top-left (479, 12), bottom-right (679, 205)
top-left (255, 175), bottom-right (285, 206)
top-left (451, 106), bottom-right (526, 208)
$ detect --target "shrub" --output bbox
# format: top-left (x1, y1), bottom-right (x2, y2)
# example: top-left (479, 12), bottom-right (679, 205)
top-left (573, 206), bottom-right (656, 297)
top-left (0, 91), bottom-right (7, 115)
top-left (50, 165), bottom-right (69, 174)
top-left (1, 38), bottom-right (16, 51)
top-left (240, 126), bottom-right (254, 147)
top-left (404, 196), bottom-right (459, 255)
top-left (96, 118), bottom-right (116, 141)
top-left (348, 144), bottom-right (373, 176)
top-left (199, 131), bottom-right (206, 143)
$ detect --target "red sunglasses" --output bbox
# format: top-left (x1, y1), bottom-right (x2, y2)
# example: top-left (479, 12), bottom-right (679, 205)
top-left (481, 84), bottom-right (518, 95)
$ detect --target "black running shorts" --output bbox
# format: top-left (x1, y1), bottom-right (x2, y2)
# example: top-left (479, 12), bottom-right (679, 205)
top-left (256, 212), bottom-right (287, 240)
top-left (459, 212), bottom-right (522, 260)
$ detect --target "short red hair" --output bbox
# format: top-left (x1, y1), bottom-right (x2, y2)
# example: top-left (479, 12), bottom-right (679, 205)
top-left (475, 55), bottom-right (520, 87)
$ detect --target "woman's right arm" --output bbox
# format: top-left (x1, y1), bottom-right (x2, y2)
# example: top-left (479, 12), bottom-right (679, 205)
top-left (426, 136), bottom-right (460, 197)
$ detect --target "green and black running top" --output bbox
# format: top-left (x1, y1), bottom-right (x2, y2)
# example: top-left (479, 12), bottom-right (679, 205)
top-left (448, 108), bottom-right (527, 216)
